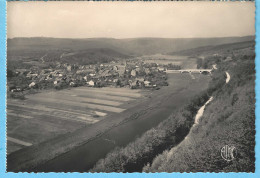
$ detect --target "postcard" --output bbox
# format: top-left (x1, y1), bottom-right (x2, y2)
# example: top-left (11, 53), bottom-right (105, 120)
top-left (3, 1), bottom-right (257, 174)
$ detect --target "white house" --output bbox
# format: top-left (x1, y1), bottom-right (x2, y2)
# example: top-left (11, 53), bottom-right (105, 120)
top-left (29, 82), bottom-right (36, 88)
top-left (87, 80), bottom-right (95, 86)
top-left (54, 80), bottom-right (59, 85)
top-left (131, 70), bottom-right (137, 77)
top-left (144, 81), bottom-right (151, 87)
top-left (158, 67), bottom-right (165, 71)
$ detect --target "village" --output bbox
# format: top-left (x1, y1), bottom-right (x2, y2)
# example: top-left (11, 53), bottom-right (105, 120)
top-left (7, 58), bottom-right (181, 94)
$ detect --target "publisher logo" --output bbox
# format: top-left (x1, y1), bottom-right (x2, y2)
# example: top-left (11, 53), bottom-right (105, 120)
top-left (221, 145), bottom-right (236, 161)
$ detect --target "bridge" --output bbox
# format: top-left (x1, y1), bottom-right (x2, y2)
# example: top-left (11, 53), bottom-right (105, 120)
top-left (166, 69), bottom-right (213, 74)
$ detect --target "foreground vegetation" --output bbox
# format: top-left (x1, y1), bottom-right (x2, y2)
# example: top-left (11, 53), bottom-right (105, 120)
top-left (91, 44), bottom-right (255, 172)
top-left (143, 53), bottom-right (255, 172)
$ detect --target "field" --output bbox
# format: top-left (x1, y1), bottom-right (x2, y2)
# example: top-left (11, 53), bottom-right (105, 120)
top-left (7, 72), bottom-right (212, 172)
top-left (7, 87), bottom-right (144, 154)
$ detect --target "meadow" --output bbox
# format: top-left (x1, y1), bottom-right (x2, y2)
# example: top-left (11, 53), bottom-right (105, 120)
top-left (7, 87), bottom-right (143, 154)
top-left (7, 72), bottom-right (212, 172)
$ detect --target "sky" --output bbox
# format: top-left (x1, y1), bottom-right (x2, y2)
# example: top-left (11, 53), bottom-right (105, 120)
top-left (7, 1), bottom-right (255, 39)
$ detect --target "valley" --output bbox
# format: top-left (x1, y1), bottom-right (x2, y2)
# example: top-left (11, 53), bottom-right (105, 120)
top-left (6, 37), bottom-right (255, 172)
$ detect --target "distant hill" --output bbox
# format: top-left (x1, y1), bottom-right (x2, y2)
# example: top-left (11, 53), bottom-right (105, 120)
top-left (169, 40), bottom-right (255, 56)
top-left (8, 36), bottom-right (255, 56)
top-left (57, 48), bottom-right (129, 65)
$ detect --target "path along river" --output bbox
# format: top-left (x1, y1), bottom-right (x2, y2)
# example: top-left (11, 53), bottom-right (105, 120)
top-left (166, 71), bottom-right (230, 160)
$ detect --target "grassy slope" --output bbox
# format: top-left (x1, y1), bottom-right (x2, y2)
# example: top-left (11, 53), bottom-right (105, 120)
top-left (91, 42), bottom-right (255, 172)
top-left (144, 54), bottom-right (255, 172)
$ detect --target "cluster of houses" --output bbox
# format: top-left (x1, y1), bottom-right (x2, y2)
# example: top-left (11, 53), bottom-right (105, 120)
top-left (8, 59), bottom-right (169, 92)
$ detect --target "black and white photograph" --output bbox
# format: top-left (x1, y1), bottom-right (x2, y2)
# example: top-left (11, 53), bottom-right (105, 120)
top-left (6, 1), bottom-right (255, 172)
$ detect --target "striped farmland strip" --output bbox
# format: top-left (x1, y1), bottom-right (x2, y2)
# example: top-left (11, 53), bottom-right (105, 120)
top-left (8, 101), bottom-right (107, 117)
top-left (7, 137), bottom-right (32, 147)
top-left (75, 87), bottom-right (141, 93)
top-left (72, 87), bottom-right (142, 98)
top-left (7, 104), bottom-right (99, 124)
top-left (29, 93), bottom-right (123, 107)
top-left (59, 90), bottom-right (133, 102)
top-left (27, 97), bottom-right (125, 113)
